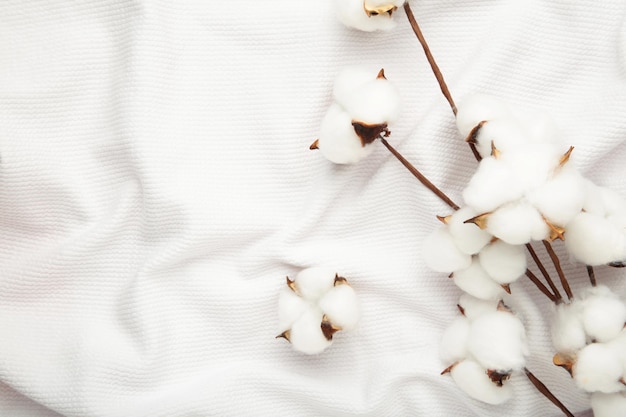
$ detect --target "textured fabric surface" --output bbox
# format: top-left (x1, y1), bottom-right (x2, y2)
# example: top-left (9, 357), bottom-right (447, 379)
top-left (0, 1), bottom-right (625, 416)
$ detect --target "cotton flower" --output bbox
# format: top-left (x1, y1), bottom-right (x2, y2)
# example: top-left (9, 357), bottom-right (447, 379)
top-left (335, 0), bottom-right (406, 32)
top-left (422, 226), bottom-right (472, 273)
top-left (313, 67), bottom-right (400, 164)
top-left (449, 359), bottom-right (514, 405)
top-left (277, 267), bottom-right (360, 354)
top-left (572, 343), bottom-right (625, 393)
top-left (478, 240), bottom-right (527, 285)
top-left (452, 259), bottom-right (506, 301)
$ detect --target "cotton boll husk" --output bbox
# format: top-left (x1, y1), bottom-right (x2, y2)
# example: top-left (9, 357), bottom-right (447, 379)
top-left (500, 142), bottom-right (562, 192)
top-left (486, 201), bottom-right (549, 245)
top-left (332, 67), bottom-right (378, 108)
top-left (591, 392), bottom-right (626, 417)
top-left (318, 284), bottom-right (360, 331)
top-left (474, 118), bottom-right (527, 158)
top-left (288, 308), bottom-right (333, 355)
top-left (294, 267), bottom-right (338, 301)
top-left (453, 259), bottom-right (506, 300)
top-left (318, 103), bottom-right (375, 164)
top-left (335, 0), bottom-right (398, 32)
top-left (479, 240), bottom-right (527, 284)
top-left (343, 78), bottom-right (400, 125)
top-left (422, 227), bottom-right (472, 273)
top-left (581, 288), bottom-right (626, 343)
top-left (455, 94), bottom-right (512, 138)
top-left (458, 294), bottom-right (500, 321)
top-left (527, 167), bottom-right (586, 226)
top-left (450, 359), bottom-right (514, 405)
top-left (573, 343), bottom-right (625, 393)
top-left (551, 301), bottom-right (586, 354)
top-left (468, 311), bottom-right (529, 372)
top-left (447, 206), bottom-right (493, 255)
top-left (440, 317), bottom-right (471, 365)
top-left (278, 288), bottom-right (309, 331)
top-left (565, 212), bottom-right (626, 265)
top-left (463, 157), bottom-right (523, 213)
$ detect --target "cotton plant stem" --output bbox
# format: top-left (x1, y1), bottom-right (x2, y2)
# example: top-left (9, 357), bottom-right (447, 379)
top-left (526, 243), bottom-right (562, 302)
top-left (525, 269), bottom-right (557, 303)
top-left (524, 368), bottom-right (575, 417)
top-left (542, 241), bottom-right (574, 300)
top-left (379, 137), bottom-right (460, 210)
top-left (586, 265), bottom-right (597, 287)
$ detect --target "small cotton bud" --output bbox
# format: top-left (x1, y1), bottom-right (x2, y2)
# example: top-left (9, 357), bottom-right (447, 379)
top-left (422, 227), bottom-right (472, 273)
top-left (478, 240), bottom-right (527, 284)
top-left (440, 317), bottom-right (471, 365)
top-left (581, 285), bottom-right (626, 343)
top-left (335, 0), bottom-right (404, 32)
top-left (317, 103), bottom-right (376, 164)
top-left (288, 308), bottom-right (334, 355)
top-left (447, 206), bottom-right (493, 255)
top-left (468, 310), bottom-right (529, 372)
top-left (455, 94), bottom-right (512, 139)
top-left (463, 157), bottom-right (524, 213)
top-left (449, 359), bottom-right (514, 405)
top-left (458, 294), bottom-right (500, 321)
top-left (527, 167), bottom-right (586, 227)
top-left (486, 201), bottom-right (549, 245)
top-left (565, 212), bottom-right (626, 266)
top-left (473, 118), bottom-right (527, 159)
top-left (318, 284), bottom-right (360, 331)
top-left (292, 267), bottom-right (338, 300)
top-left (453, 259), bottom-right (506, 301)
top-left (573, 343), bottom-right (625, 393)
top-left (591, 392), bottom-right (626, 417)
top-left (551, 302), bottom-right (586, 354)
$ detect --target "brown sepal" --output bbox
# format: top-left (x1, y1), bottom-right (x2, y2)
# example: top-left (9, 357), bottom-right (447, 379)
top-left (276, 330), bottom-right (291, 342)
top-left (486, 369), bottom-right (511, 387)
top-left (490, 140), bottom-right (501, 159)
top-left (464, 212), bottom-right (490, 230)
top-left (457, 304), bottom-right (465, 316)
top-left (377, 68), bottom-right (386, 79)
top-left (364, 3), bottom-right (397, 17)
top-left (553, 353), bottom-right (574, 376)
top-left (351, 121), bottom-right (389, 147)
top-left (559, 146), bottom-right (575, 168)
top-left (309, 139), bottom-right (319, 150)
top-left (321, 315), bottom-right (341, 341)
top-left (436, 214), bottom-right (451, 225)
top-left (544, 219), bottom-right (566, 242)
top-left (501, 284), bottom-right (512, 294)
top-left (286, 276), bottom-right (298, 294)
top-left (465, 120), bottom-right (487, 144)
top-left (334, 273), bottom-right (348, 286)
top-left (441, 363), bottom-right (457, 375)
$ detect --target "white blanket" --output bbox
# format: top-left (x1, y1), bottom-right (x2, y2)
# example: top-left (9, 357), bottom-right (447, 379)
top-left (1, 1), bottom-right (625, 416)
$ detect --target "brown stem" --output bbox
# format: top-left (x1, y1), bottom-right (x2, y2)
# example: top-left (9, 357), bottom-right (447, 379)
top-left (403, 3), bottom-right (457, 115)
top-left (525, 269), bottom-right (557, 303)
top-left (524, 368), bottom-right (575, 417)
top-left (526, 243), bottom-right (562, 301)
top-left (543, 241), bottom-right (574, 300)
top-left (379, 137), bottom-right (459, 210)
top-left (586, 265), bottom-right (596, 287)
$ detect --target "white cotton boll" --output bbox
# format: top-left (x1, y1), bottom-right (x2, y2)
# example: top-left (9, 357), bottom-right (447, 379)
top-left (474, 118), bottom-right (527, 159)
top-left (479, 240), bottom-right (527, 284)
top-left (486, 201), bottom-right (549, 245)
top-left (450, 359), bottom-right (514, 405)
top-left (573, 343), bottom-right (625, 393)
top-left (332, 67), bottom-right (378, 107)
top-left (447, 206), bottom-right (493, 255)
top-left (294, 267), bottom-right (338, 301)
top-left (551, 302), bottom-right (586, 354)
top-left (318, 103), bottom-right (375, 164)
top-left (510, 106), bottom-right (560, 144)
top-left (565, 212), bottom-right (626, 266)
top-left (581, 288), bottom-right (626, 343)
top-left (463, 157), bottom-right (524, 213)
top-left (288, 308), bottom-right (333, 355)
top-left (600, 186), bottom-right (626, 217)
top-left (422, 227), bottom-right (472, 273)
top-left (453, 259), bottom-right (506, 301)
top-left (277, 288), bottom-right (309, 332)
top-left (458, 294), bottom-right (500, 321)
top-left (528, 167), bottom-right (586, 226)
top-left (440, 317), bottom-right (471, 365)
top-left (591, 392), bottom-right (626, 417)
top-left (335, 0), bottom-right (401, 32)
top-left (455, 94), bottom-right (512, 139)
top-left (468, 311), bottom-right (529, 372)
top-left (343, 78), bottom-right (400, 125)
top-left (318, 284), bottom-right (360, 331)
top-left (500, 142), bottom-right (563, 192)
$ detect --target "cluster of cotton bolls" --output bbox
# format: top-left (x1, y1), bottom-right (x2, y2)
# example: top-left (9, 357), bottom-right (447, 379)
top-left (439, 294), bottom-right (529, 405)
top-left (276, 267), bottom-right (360, 355)
top-left (551, 285), bottom-right (626, 416)
top-left (311, 67), bottom-right (400, 164)
top-left (335, 0), bottom-right (406, 32)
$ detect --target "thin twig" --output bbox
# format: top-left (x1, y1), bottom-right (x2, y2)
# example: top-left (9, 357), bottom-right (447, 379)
top-left (403, 3), bottom-right (457, 115)
top-left (586, 265), bottom-right (596, 287)
top-left (526, 243), bottom-right (562, 301)
top-left (524, 368), bottom-right (575, 417)
top-left (525, 269), bottom-right (557, 303)
top-left (379, 137), bottom-right (459, 210)
top-left (543, 241), bottom-right (574, 300)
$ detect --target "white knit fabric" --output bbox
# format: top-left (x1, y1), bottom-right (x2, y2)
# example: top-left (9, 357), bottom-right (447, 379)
top-left (0, 1), bottom-right (625, 416)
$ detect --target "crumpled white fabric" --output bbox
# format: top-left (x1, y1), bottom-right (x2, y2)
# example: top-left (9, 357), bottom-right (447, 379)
top-left (0, 0), bottom-right (624, 416)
